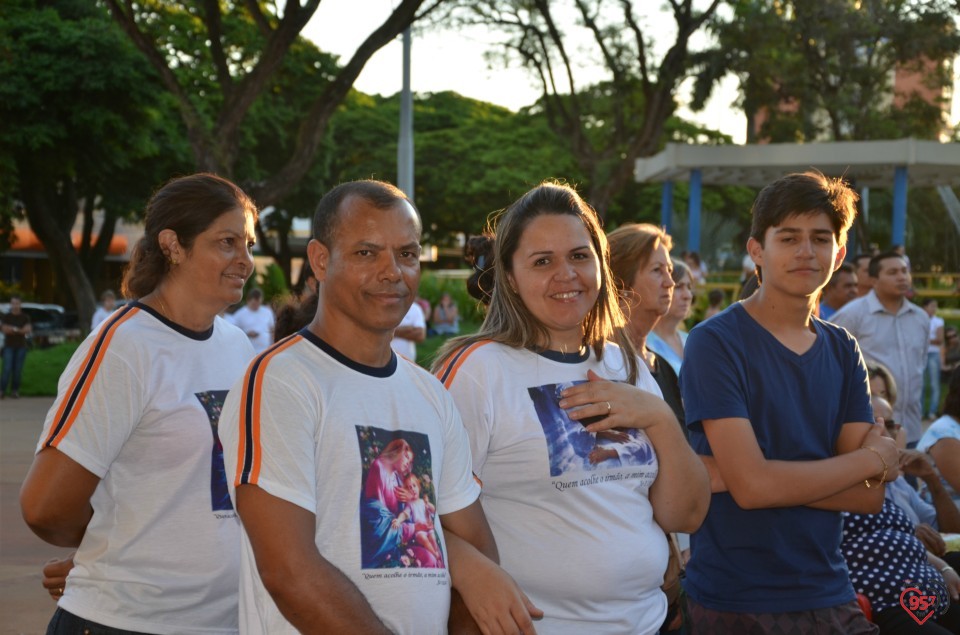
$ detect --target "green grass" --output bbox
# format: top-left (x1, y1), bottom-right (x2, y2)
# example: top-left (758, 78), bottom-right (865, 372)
top-left (13, 327), bottom-right (474, 397)
top-left (416, 321), bottom-right (481, 370)
top-left (17, 341), bottom-right (80, 396)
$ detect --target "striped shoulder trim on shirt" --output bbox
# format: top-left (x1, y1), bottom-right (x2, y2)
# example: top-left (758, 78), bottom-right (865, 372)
top-left (44, 305), bottom-right (140, 448)
top-left (234, 333), bottom-right (304, 487)
top-left (435, 340), bottom-right (492, 389)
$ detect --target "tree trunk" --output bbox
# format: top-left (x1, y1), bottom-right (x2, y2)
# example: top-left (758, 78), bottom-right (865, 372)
top-left (18, 168), bottom-right (98, 330)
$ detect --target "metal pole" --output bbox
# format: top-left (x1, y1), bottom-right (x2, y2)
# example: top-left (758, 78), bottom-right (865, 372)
top-left (892, 167), bottom-right (907, 247)
top-left (398, 28), bottom-right (414, 200)
top-left (660, 181), bottom-right (674, 234)
top-left (688, 169), bottom-right (702, 253)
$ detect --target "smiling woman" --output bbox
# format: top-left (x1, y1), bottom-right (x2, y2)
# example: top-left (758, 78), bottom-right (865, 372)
top-left (20, 173), bottom-right (260, 634)
top-left (432, 181), bottom-right (709, 634)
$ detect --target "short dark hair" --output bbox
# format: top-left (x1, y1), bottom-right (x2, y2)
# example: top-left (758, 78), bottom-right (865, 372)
top-left (749, 171), bottom-right (858, 246)
top-left (247, 288), bottom-right (263, 301)
top-left (853, 253), bottom-right (873, 268)
top-left (122, 173), bottom-right (257, 299)
top-left (826, 262), bottom-right (856, 288)
top-left (867, 251), bottom-right (906, 278)
top-left (312, 180), bottom-right (419, 247)
top-left (922, 297), bottom-right (937, 308)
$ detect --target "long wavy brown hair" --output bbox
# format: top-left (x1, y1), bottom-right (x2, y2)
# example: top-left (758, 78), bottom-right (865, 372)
top-left (432, 181), bottom-right (639, 384)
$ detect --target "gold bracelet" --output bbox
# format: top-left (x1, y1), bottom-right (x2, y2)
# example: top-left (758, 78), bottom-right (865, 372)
top-left (860, 445), bottom-right (888, 488)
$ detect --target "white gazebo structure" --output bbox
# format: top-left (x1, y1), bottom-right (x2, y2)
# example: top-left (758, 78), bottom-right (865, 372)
top-left (634, 138), bottom-right (960, 252)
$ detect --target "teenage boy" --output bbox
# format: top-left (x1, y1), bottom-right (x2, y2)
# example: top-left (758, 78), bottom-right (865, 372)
top-left (680, 172), bottom-right (899, 634)
top-left (219, 180), bottom-right (538, 634)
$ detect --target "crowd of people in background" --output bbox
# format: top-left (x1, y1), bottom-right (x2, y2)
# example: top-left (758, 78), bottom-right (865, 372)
top-left (12, 169), bottom-right (960, 635)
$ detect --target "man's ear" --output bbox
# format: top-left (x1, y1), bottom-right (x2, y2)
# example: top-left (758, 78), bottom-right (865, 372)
top-left (833, 245), bottom-right (847, 271)
top-left (746, 236), bottom-right (763, 268)
top-left (306, 239), bottom-right (329, 283)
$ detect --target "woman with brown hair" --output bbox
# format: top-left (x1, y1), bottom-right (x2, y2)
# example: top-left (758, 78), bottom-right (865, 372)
top-left (21, 173), bottom-right (258, 634)
top-left (607, 224), bottom-right (687, 427)
top-left (433, 181), bottom-right (708, 634)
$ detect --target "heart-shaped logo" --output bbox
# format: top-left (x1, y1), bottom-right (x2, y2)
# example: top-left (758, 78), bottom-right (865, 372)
top-left (899, 587), bottom-right (937, 625)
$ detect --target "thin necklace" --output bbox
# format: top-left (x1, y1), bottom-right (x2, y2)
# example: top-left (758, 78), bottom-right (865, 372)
top-left (153, 293), bottom-right (171, 322)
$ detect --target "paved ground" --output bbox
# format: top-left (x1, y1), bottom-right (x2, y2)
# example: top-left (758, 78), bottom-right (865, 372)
top-left (1, 397), bottom-right (71, 635)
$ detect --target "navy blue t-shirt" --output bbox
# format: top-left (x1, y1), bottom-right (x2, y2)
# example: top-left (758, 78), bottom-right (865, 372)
top-left (680, 303), bottom-right (874, 613)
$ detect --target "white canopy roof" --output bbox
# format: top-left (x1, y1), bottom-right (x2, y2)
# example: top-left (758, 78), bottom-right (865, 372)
top-left (634, 138), bottom-right (960, 188)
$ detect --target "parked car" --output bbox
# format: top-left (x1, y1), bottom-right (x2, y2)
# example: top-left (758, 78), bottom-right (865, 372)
top-left (0, 302), bottom-right (69, 348)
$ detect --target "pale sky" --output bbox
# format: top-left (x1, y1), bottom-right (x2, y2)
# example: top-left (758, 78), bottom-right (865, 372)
top-left (303, 0), bottom-right (960, 146)
top-left (303, 0), bottom-right (749, 143)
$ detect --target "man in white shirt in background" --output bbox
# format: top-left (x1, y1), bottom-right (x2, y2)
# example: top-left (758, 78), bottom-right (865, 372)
top-left (923, 298), bottom-right (944, 421)
top-left (390, 301), bottom-right (425, 362)
top-left (832, 251), bottom-right (930, 447)
top-left (230, 288), bottom-right (275, 353)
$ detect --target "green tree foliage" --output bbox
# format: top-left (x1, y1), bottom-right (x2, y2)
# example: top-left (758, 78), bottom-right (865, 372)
top-left (693, 0), bottom-right (960, 142)
top-left (443, 0), bottom-right (722, 218)
top-left (0, 0), bottom-right (192, 325)
top-left (326, 90), bottom-right (585, 242)
top-left (105, 0), bottom-right (437, 206)
top-left (692, 0), bottom-right (960, 270)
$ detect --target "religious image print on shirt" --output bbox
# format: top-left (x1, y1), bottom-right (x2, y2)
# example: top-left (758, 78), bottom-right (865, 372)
top-left (528, 381), bottom-right (656, 477)
top-left (356, 426), bottom-right (444, 570)
top-left (195, 389), bottom-right (233, 512)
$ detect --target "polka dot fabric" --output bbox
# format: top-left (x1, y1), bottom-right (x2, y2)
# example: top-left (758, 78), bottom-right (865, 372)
top-left (842, 499), bottom-right (948, 617)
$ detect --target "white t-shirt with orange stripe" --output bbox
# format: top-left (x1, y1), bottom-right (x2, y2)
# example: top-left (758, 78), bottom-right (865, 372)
top-left (219, 329), bottom-right (480, 635)
top-left (436, 341), bottom-right (668, 635)
top-left (37, 302), bottom-right (255, 634)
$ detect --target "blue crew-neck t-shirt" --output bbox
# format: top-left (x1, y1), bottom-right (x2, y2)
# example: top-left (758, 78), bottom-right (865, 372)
top-left (680, 303), bottom-right (874, 613)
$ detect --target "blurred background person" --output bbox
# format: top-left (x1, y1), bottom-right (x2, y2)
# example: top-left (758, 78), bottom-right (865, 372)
top-left (1, 295), bottom-right (32, 399)
top-left (648, 259), bottom-right (693, 377)
top-left (740, 252), bottom-right (755, 285)
top-left (703, 288), bottom-right (726, 321)
top-left (90, 290), bottom-right (118, 330)
top-left (918, 370), bottom-right (960, 508)
top-left (944, 326), bottom-right (960, 382)
top-left (430, 292), bottom-right (460, 336)
top-left (819, 262), bottom-right (858, 322)
top-left (229, 287), bottom-right (275, 353)
top-left (924, 298), bottom-right (944, 421)
top-left (871, 395), bottom-right (960, 560)
top-left (869, 361), bottom-right (899, 407)
top-left (684, 251), bottom-right (707, 286)
top-left (853, 253), bottom-right (874, 298)
top-left (273, 267), bottom-right (319, 342)
top-left (391, 300), bottom-right (426, 361)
